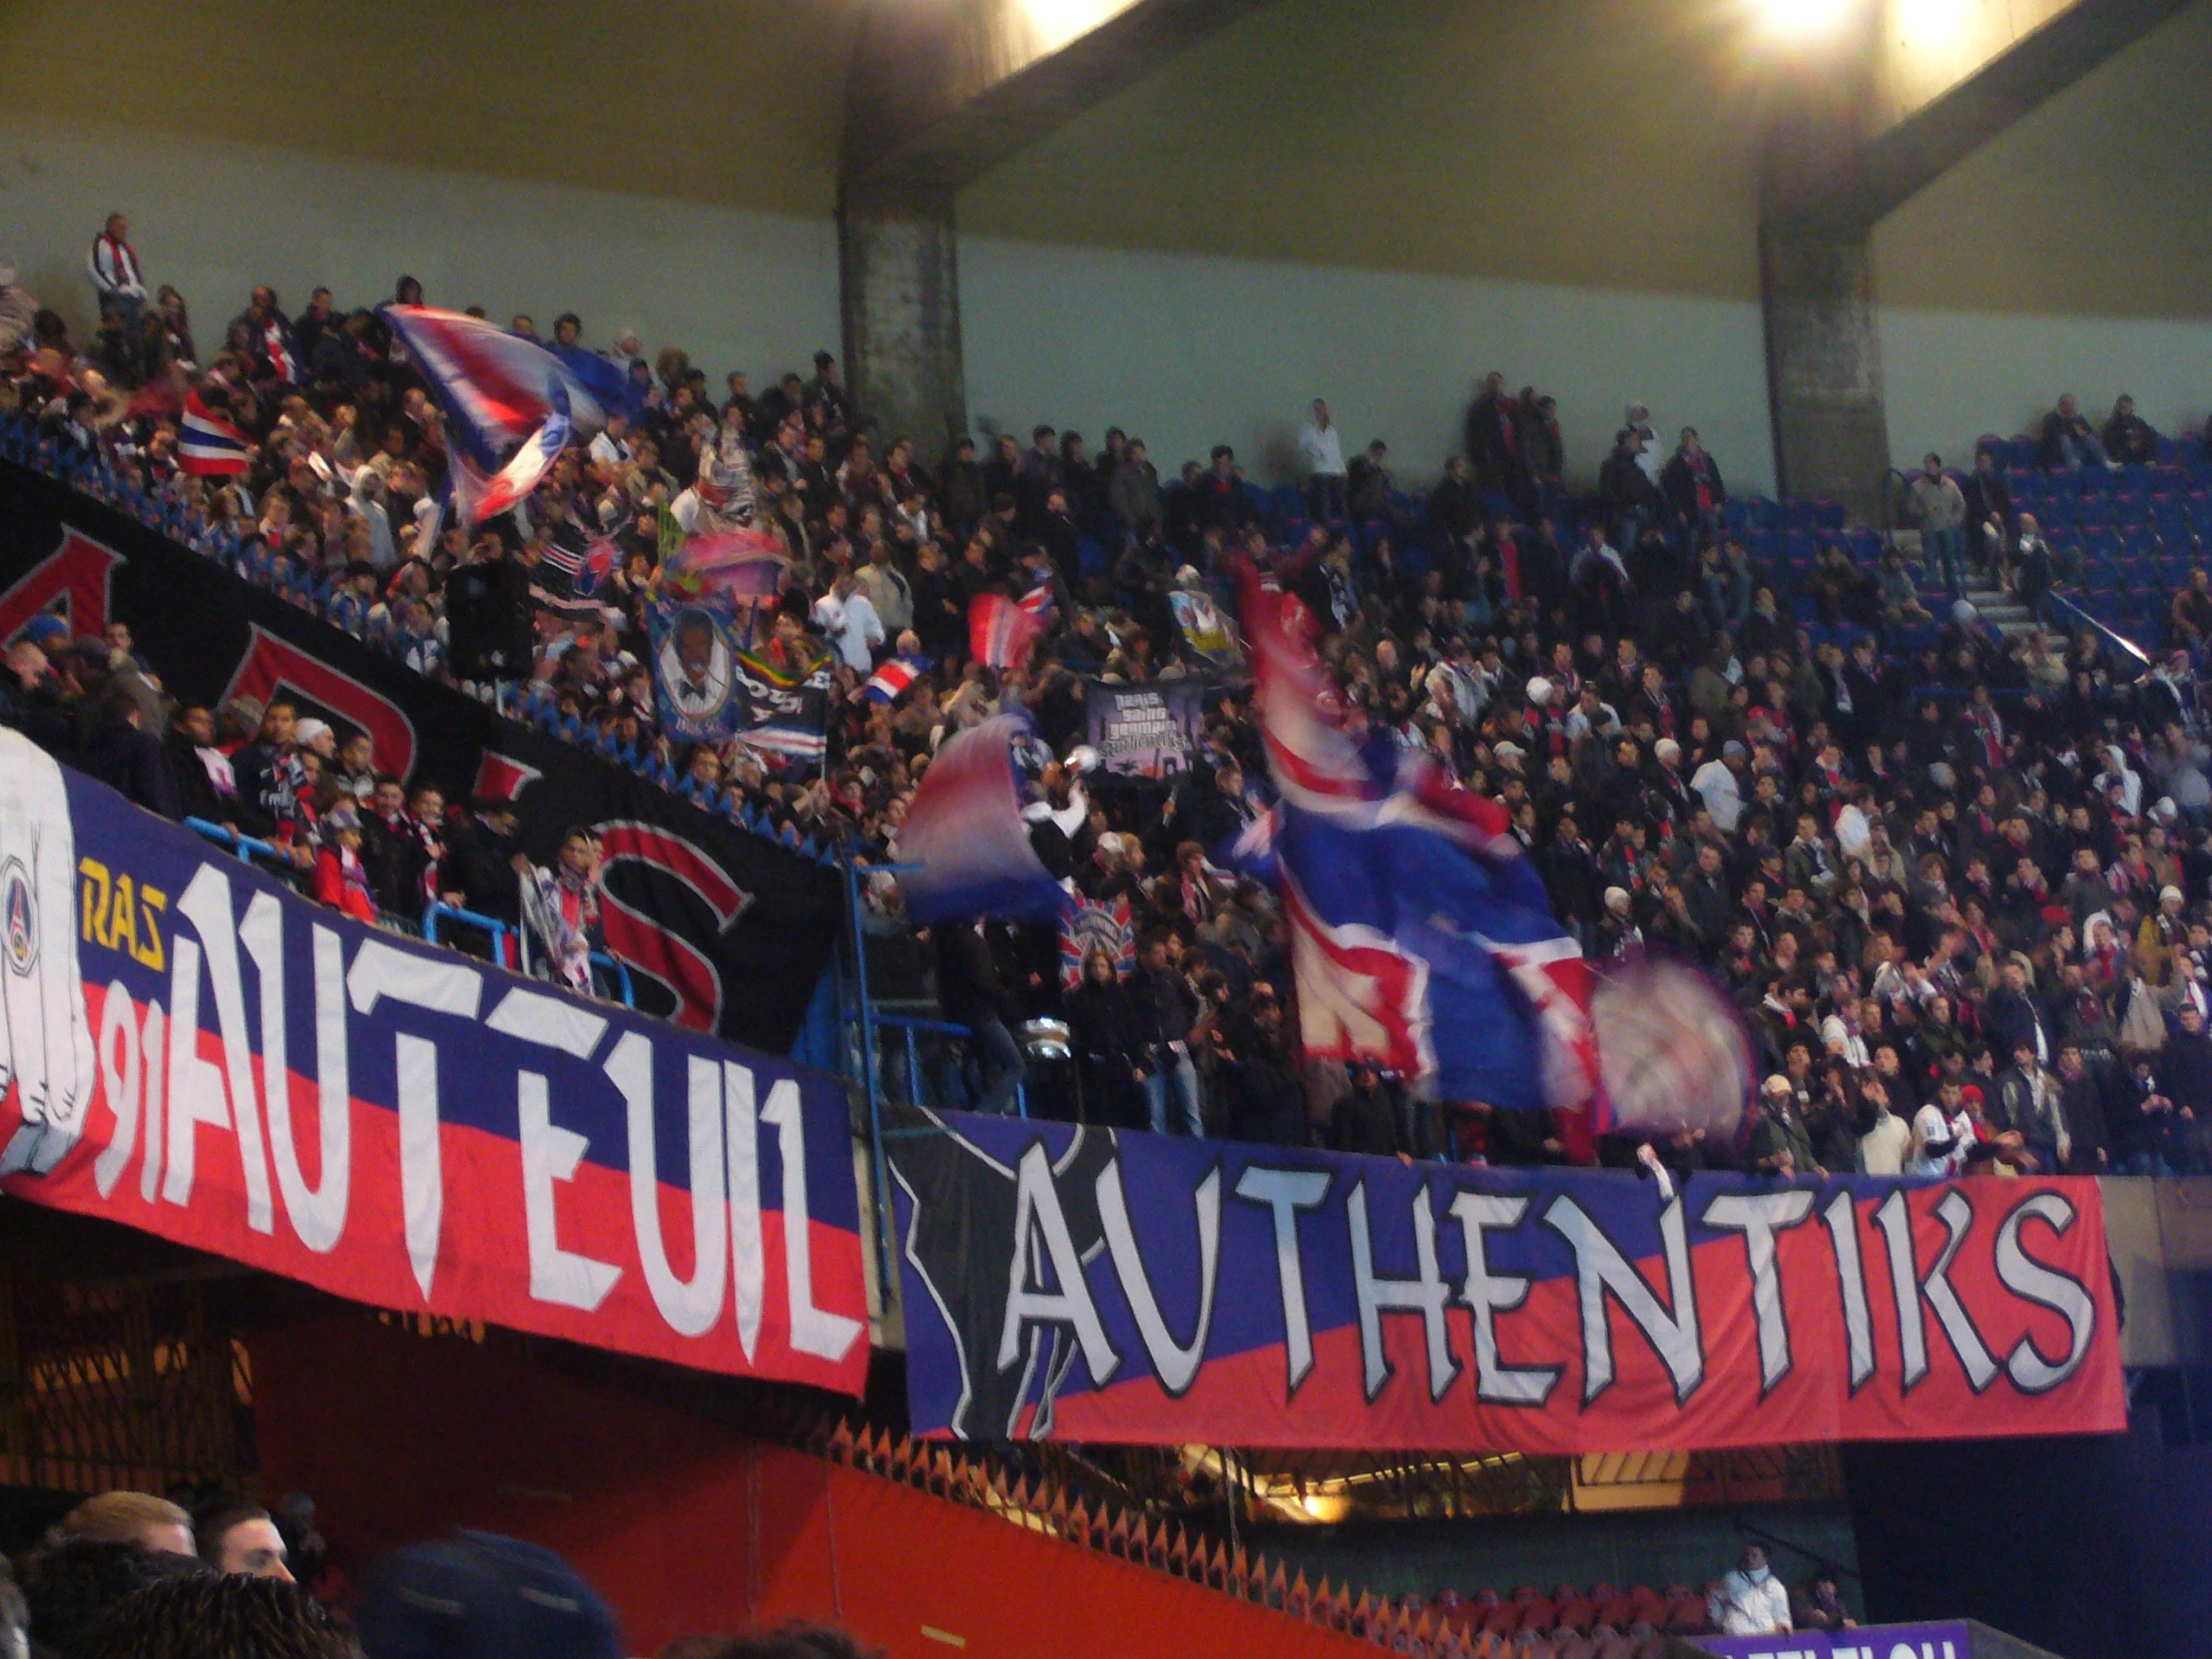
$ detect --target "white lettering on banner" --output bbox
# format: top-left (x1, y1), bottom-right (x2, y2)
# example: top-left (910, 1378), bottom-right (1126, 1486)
top-left (1822, 1189), bottom-right (1879, 1390)
top-left (138, 1002), bottom-right (166, 1202)
top-left (347, 939), bottom-right (484, 1300)
top-left (518, 1073), bottom-right (622, 1311)
top-left (162, 935), bottom-right (229, 1212)
top-left (763, 1076), bottom-right (862, 1362)
top-left (240, 897), bottom-right (351, 1253)
top-left (1096, 1162), bottom-right (1221, 1395)
top-left (170, 866), bottom-right (276, 1232)
top-left (610, 1036), bottom-right (728, 1339)
top-left (1542, 1194), bottom-right (1704, 1405)
top-left (91, 979), bottom-right (140, 1197)
top-left (1444, 1192), bottom-right (1561, 1407)
top-left (1875, 1188), bottom-right (1999, 1393)
top-left (1000, 1142), bottom-right (1120, 1383)
top-left (1230, 1166), bottom-right (1332, 1392)
top-left (1700, 1190), bottom-right (1817, 1393)
top-left (724, 1060), bottom-right (765, 1362)
top-left (1348, 1179), bottom-right (1458, 1402)
top-left (492, 987), bottom-right (622, 1312)
top-left (1992, 1192), bottom-right (2096, 1391)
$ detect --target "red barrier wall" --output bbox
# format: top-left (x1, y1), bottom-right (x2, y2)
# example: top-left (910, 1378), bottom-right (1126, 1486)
top-left (249, 1316), bottom-right (1378, 1659)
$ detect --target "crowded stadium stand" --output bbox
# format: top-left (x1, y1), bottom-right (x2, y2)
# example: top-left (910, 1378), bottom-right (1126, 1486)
top-left (8, 3), bottom-right (2212, 1659)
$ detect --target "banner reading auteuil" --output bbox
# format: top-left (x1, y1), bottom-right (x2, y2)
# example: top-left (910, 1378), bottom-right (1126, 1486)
top-left (890, 1111), bottom-right (2123, 1448)
top-left (0, 737), bottom-right (868, 1394)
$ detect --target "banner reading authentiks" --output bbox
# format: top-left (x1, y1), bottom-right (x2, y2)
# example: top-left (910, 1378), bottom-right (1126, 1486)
top-left (889, 1111), bottom-right (2122, 1448)
top-left (0, 736), bottom-right (867, 1394)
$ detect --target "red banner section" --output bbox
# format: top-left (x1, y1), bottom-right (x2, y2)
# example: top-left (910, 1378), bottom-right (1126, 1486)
top-left (891, 1112), bottom-right (2125, 1450)
top-left (0, 737), bottom-right (867, 1394)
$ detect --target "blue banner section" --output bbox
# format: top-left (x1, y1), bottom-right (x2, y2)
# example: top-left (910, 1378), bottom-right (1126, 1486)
top-left (889, 1111), bottom-right (2121, 1450)
top-left (0, 734), bottom-right (867, 1392)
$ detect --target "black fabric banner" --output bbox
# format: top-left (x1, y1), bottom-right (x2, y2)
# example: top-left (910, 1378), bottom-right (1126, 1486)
top-left (0, 463), bottom-right (842, 1054)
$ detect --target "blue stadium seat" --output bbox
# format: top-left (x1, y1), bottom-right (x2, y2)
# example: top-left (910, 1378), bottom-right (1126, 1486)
top-left (1812, 499), bottom-right (1847, 530)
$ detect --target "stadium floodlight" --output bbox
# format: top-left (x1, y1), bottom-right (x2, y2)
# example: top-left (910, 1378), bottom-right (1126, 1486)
top-left (1758, 0), bottom-right (1856, 38)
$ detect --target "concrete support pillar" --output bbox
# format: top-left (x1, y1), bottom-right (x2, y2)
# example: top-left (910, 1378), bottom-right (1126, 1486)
top-left (837, 184), bottom-right (968, 457)
top-left (1758, 220), bottom-right (1889, 526)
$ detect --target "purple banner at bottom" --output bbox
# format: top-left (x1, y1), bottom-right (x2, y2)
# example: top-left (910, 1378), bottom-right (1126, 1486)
top-left (1693, 1623), bottom-right (1970, 1659)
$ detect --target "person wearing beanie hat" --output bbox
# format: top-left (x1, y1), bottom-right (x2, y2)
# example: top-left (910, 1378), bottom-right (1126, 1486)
top-left (309, 804), bottom-right (376, 923)
top-left (354, 1532), bottom-right (620, 1659)
top-left (1525, 676), bottom-right (1554, 707)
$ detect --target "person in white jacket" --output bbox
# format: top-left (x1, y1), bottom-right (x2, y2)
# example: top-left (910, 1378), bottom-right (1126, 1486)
top-left (1299, 397), bottom-right (1349, 522)
top-left (1709, 1546), bottom-right (1794, 1637)
top-left (0, 729), bottom-right (96, 1178)
top-left (87, 212), bottom-right (148, 334)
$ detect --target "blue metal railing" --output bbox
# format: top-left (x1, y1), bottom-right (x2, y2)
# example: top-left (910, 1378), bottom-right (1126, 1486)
top-left (590, 951), bottom-right (636, 1008)
top-left (182, 818), bottom-right (290, 868)
top-left (422, 901), bottom-right (528, 974)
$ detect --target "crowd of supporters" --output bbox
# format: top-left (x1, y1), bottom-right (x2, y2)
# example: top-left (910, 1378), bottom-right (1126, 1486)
top-left (7, 218), bottom-right (2212, 1175)
top-left (0, 1486), bottom-right (867, 1659)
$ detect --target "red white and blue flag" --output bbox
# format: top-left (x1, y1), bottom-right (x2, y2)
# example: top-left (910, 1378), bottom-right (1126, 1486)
top-left (864, 657), bottom-right (925, 705)
top-left (1239, 569), bottom-right (1601, 1121)
top-left (178, 391), bottom-right (252, 476)
top-left (897, 716), bottom-right (1069, 924)
top-left (380, 304), bottom-right (615, 471)
top-left (970, 592), bottom-right (1046, 673)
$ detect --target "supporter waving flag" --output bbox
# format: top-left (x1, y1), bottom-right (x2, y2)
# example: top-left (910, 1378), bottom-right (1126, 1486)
top-left (379, 303), bottom-right (612, 469)
top-left (1239, 568), bottom-right (1603, 1122)
top-left (969, 592), bottom-right (1046, 673)
top-left (178, 391), bottom-right (252, 476)
top-left (896, 716), bottom-right (1070, 924)
top-left (864, 656), bottom-right (926, 705)
top-left (452, 381), bottom-right (572, 524)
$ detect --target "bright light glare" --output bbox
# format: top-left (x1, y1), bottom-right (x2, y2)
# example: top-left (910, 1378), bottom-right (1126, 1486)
top-left (1758, 0), bottom-right (1855, 36)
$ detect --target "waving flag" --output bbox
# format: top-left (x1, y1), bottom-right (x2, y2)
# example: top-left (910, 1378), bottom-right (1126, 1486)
top-left (451, 387), bottom-right (571, 525)
top-left (865, 657), bottom-right (925, 705)
top-left (664, 527), bottom-right (788, 603)
top-left (380, 304), bottom-right (611, 469)
top-left (970, 592), bottom-right (1046, 673)
top-left (1058, 895), bottom-right (1136, 991)
top-left (178, 391), bottom-right (251, 476)
top-left (1239, 570), bottom-right (1601, 1120)
top-left (1213, 804), bottom-right (1280, 884)
top-left (897, 716), bottom-right (1070, 924)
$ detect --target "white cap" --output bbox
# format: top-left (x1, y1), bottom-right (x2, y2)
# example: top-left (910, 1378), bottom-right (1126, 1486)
top-left (1526, 677), bottom-right (1554, 706)
top-left (292, 718), bottom-right (331, 748)
top-left (1655, 738), bottom-right (1681, 762)
top-left (1604, 885), bottom-right (1630, 913)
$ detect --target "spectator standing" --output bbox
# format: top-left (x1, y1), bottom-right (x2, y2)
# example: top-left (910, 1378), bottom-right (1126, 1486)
top-left (1708, 1546), bottom-right (1791, 1638)
top-left (1299, 397), bottom-right (1349, 522)
top-left (1908, 453), bottom-right (1967, 593)
top-left (86, 212), bottom-right (147, 336)
top-left (1961, 447), bottom-right (2012, 574)
top-left (1660, 426), bottom-right (1725, 548)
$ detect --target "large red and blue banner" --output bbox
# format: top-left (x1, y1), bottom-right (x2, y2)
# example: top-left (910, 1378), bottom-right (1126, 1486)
top-left (0, 735), bottom-right (868, 1394)
top-left (889, 1110), bottom-right (2123, 1449)
top-left (0, 462), bottom-right (843, 1055)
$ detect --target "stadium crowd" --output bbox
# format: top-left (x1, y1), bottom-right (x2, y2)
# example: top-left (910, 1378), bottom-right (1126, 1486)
top-left (5, 220), bottom-right (2212, 1178)
top-left (0, 1487), bottom-right (874, 1659)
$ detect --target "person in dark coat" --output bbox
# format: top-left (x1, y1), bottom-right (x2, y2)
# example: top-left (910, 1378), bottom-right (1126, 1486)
top-left (1659, 427), bottom-right (1726, 548)
top-left (935, 918), bottom-right (1029, 1115)
top-left (1067, 947), bottom-right (1148, 1128)
top-left (1221, 988), bottom-right (1307, 1146)
top-left (81, 685), bottom-right (180, 818)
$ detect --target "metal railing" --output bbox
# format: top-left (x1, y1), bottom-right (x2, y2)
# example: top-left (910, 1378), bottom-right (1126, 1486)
top-left (421, 900), bottom-right (528, 973)
top-left (181, 817), bottom-right (291, 869)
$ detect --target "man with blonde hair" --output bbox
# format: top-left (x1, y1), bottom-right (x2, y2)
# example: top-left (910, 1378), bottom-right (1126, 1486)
top-left (59, 1491), bottom-right (195, 1557)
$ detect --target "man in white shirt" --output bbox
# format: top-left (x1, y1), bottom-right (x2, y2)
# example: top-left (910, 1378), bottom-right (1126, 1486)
top-left (1709, 1546), bottom-right (1792, 1637)
top-left (1299, 398), bottom-right (1349, 523)
top-left (813, 574), bottom-right (884, 672)
top-left (1625, 401), bottom-right (1661, 487)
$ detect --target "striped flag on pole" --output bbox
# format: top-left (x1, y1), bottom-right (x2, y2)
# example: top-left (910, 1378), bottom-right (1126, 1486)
top-left (178, 391), bottom-right (252, 476)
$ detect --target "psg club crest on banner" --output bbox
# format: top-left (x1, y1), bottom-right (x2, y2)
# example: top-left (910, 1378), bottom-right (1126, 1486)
top-left (2, 857), bottom-right (35, 973)
top-left (649, 594), bottom-right (745, 742)
top-left (1058, 895), bottom-right (1135, 990)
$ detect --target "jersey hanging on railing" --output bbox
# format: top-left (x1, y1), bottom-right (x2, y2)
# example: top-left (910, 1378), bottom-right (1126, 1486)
top-left (889, 1110), bottom-right (2123, 1450)
top-left (0, 733), bottom-right (868, 1393)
